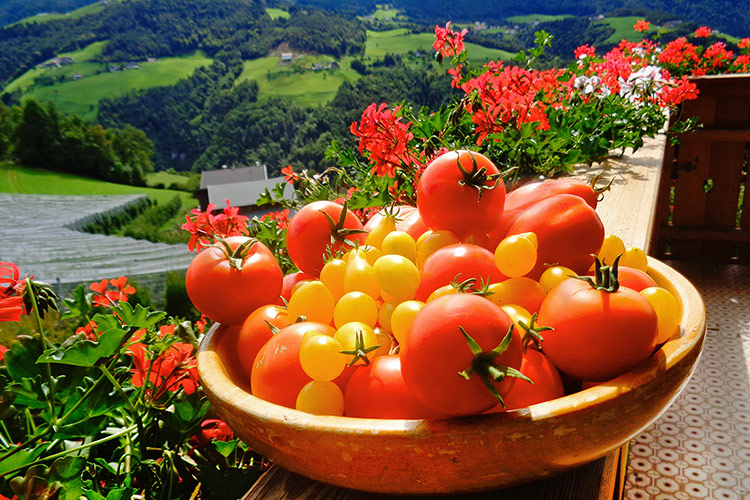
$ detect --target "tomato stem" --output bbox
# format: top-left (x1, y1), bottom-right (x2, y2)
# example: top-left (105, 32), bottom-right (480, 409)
top-left (517, 312), bottom-right (553, 352)
top-left (457, 326), bottom-right (532, 407)
top-left (216, 237), bottom-right (258, 271)
top-left (574, 254), bottom-right (621, 293)
top-left (339, 330), bottom-right (380, 367)
top-left (455, 150), bottom-right (503, 202)
top-left (320, 200), bottom-right (367, 250)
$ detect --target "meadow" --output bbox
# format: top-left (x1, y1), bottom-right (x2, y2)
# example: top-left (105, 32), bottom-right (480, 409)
top-left (0, 161), bottom-right (196, 207)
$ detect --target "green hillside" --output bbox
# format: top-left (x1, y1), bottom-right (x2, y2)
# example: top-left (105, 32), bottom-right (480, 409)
top-left (8, 0), bottom-right (121, 27)
top-left (237, 55), bottom-right (361, 107)
top-left (0, 161), bottom-right (195, 206)
top-left (596, 16), bottom-right (657, 44)
top-left (365, 28), bottom-right (513, 63)
top-left (4, 47), bottom-right (212, 121)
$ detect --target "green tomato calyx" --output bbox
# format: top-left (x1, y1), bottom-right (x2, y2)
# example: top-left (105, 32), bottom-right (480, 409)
top-left (339, 330), bottom-right (380, 367)
top-left (457, 325), bottom-right (532, 407)
top-left (574, 254), bottom-right (621, 293)
top-left (217, 237), bottom-right (258, 271)
top-left (456, 151), bottom-right (503, 202)
top-left (517, 312), bottom-right (553, 352)
top-left (320, 200), bottom-right (367, 249)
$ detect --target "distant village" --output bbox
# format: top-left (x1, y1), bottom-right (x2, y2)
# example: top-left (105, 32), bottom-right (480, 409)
top-left (35, 55), bottom-right (159, 83)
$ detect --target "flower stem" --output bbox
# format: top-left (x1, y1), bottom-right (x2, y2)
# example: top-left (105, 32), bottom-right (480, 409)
top-left (100, 365), bottom-right (146, 459)
top-left (0, 424), bottom-right (138, 478)
top-left (25, 278), bottom-right (57, 422)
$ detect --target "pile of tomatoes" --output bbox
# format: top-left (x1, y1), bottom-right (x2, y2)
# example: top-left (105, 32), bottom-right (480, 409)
top-left (187, 150), bottom-right (682, 419)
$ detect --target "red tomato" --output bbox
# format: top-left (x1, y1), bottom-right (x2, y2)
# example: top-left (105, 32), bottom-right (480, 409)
top-left (237, 305), bottom-right (289, 381)
top-left (214, 324), bottom-right (249, 390)
top-left (400, 294), bottom-right (524, 416)
top-left (488, 349), bottom-right (564, 411)
top-left (614, 266), bottom-right (657, 292)
top-left (416, 243), bottom-right (506, 301)
top-left (250, 321), bottom-right (334, 409)
top-left (417, 150), bottom-right (506, 238)
top-left (186, 236), bottom-right (283, 325)
top-left (280, 271), bottom-right (316, 303)
top-left (344, 355), bottom-right (441, 419)
top-left (286, 201), bottom-right (367, 276)
top-left (487, 177), bottom-right (606, 244)
top-left (536, 274), bottom-right (658, 381)
top-left (506, 194), bottom-right (604, 279)
top-left (398, 209), bottom-right (430, 240)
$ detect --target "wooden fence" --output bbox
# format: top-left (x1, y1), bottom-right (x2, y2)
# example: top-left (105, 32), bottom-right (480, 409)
top-left (651, 74), bottom-right (750, 263)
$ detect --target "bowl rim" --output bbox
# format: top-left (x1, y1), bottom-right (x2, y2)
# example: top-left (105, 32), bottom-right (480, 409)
top-left (197, 256), bottom-right (706, 434)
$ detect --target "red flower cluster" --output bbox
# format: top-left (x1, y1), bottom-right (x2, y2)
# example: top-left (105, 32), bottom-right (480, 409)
top-left (0, 344), bottom-right (7, 362)
top-left (91, 276), bottom-right (136, 308)
top-left (182, 199), bottom-right (249, 252)
top-left (190, 418), bottom-right (234, 447)
top-left (460, 62), bottom-right (565, 144)
top-left (127, 324), bottom-right (199, 403)
top-left (76, 320), bottom-right (100, 341)
top-left (433, 21), bottom-right (468, 59)
top-left (259, 209), bottom-right (291, 229)
top-left (633, 19), bottom-right (650, 32)
top-left (350, 103), bottom-right (418, 177)
top-left (281, 165), bottom-right (298, 184)
top-left (0, 262), bottom-right (26, 323)
top-left (695, 26), bottom-right (712, 38)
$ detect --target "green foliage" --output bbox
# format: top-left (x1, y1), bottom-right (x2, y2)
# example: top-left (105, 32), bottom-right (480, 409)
top-left (4, 98), bottom-right (154, 186)
top-left (164, 271), bottom-right (199, 322)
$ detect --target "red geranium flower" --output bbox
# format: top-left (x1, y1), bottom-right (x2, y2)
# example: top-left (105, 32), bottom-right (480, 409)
top-left (695, 26), bottom-right (712, 38)
top-left (182, 199), bottom-right (249, 252)
top-left (433, 21), bottom-right (468, 59)
top-left (0, 344), bottom-right (8, 362)
top-left (633, 19), bottom-right (650, 32)
top-left (350, 103), bottom-right (418, 177)
top-left (91, 276), bottom-right (136, 308)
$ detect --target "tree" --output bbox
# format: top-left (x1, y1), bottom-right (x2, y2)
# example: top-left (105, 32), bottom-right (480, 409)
top-left (13, 99), bottom-right (62, 169)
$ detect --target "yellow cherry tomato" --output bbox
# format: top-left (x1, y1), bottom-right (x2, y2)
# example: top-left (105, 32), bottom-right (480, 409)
top-left (286, 280), bottom-right (334, 324)
top-left (390, 300), bottom-right (425, 344)
top-left (320, 258), bottom-right (347, 300)
top-left (334, 291), bottom-right (378, 328)
top-left (539, 265), bottom-right (576, 293)
top-left (299, 333), bottom-right (346, 381)
top-left (334, 321), bottom-right (379, 366)
top-left (494, 232), bottom-right (538, 278)
top-left (622, 246), bottom-right (649, 272)
top-left (416, 230), bottom-right (459, 269)
top-left (365, 214), bottom-right (397, 250)
top-left (381, 230), bottom-right (418, 262)
top-left (641, 286), bottom-right (681, 344)
top-left (344, 250), bottom-right (381, 299)
top-left (427, 283), bottom-right (458, 302)
top-left (500, 304), bottom-right (532, 333)
top-left (373, 254), bottom-right (420, 302)
top-left (295, 380), bottom-right (344, 415)
top-left (596, 234), bottom-right (626, 268)
top-left (377, 299), bottom-right (399, 332)
top-left (487, 277), bottom-right (546, 313)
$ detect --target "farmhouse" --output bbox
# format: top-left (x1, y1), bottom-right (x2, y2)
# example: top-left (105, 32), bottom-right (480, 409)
top-left (280, 52), bottom-right (293, 63)
top-left (196, 164), bottom-right (292, 217)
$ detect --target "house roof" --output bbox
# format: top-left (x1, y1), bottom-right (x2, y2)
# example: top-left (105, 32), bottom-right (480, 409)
top-left (205, 177), bottom-right (291, 208)
top-left (199, 165), bottom-right (268, 189)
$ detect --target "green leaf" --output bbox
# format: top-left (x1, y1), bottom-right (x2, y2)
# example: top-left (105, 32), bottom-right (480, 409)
top-left (61, 284), bottom-right (92, 322)
top-left (212, 439), bottom-right (237, 457)
top-left (162, 393), bottom-right (210, 433)
top-left (112, 302), bottom-right (166, 329)
top-left (0, 442), bottom-right (49, 476)
top-left (5, 334), bottom-right (44, 382)
top-left (37, 327), bottom-right (127, 367)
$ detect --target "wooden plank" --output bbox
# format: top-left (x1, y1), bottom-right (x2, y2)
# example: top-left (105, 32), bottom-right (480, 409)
top-left (574, 134), bottom-right (667, 252)
top-left (690, 129), bottom-right (750, 142)
top-left (242, 447), bottom-right (625, 500)
top-left (657, 225), bottom-right (750, 243)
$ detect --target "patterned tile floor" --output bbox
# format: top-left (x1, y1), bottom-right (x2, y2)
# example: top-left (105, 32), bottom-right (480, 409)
top-left (624, 261), bottom-right (750, 500)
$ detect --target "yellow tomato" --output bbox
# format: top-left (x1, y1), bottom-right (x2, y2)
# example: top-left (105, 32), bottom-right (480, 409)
top-left (373, 254), bottom-right (420, 302)
top-left (595, 234), bottom-right (626, 268)
top-left (320, 258), bottom-right (347, 300)
top-left (539, 265), bottom-right (576, 293)
top-left (622, 246), bottom-right (649, 272)
top-left (416, 230), bottom-right (459, 269)
top-left (286, 280), bottom-right (334, 324)
top-left (296, 381), bottom-right (344, 415)
top-left (299, 333), bottom-right (346, 381)
top-left (641, 286), bottom-right (681, 344)
top-left (381, 230), bottom-right (418, 262)
top-left (390, 300), bottom-right (425, 344)
top-left (334, 291), bottom-right (378, 328)
top-left (494, 232), bottom-right (538, 278)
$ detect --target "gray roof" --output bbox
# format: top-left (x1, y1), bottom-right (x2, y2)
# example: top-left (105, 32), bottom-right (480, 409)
top-left (199, 165), bottom-right (268, 189)
top-left (206, 177), bottom-right (291, 208)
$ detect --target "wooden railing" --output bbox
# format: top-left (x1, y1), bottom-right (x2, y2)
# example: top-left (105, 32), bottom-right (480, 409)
top-left (651, 74), bottom-right (750, 263)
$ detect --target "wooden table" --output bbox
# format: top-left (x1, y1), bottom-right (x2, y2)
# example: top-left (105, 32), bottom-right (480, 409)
top-left (242, 445), bottom-right (628, 500)
top-left (238, 136), bottom-right (667, 500)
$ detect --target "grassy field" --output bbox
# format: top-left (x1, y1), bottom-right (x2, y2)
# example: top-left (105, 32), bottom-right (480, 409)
top-left (8, 0), bottom-right (120, 27)
top-left (5, 50), bottom-right (212, 121)
top-left (146, 171), bottom-right (192, 190)
top-left (237, 55), bottom-right (360, 107)
top-left (265, 7), bottom-right (289, 20)
top-left (365, 29), bottom-right (513, 63)
top-left (0, 162), bottom-right (196, 207)
top-left (371, 5), bottom-right (401, 20)
top-left (597, 16), bottom-right (656, 44)
top-left (507, 14), bottom-right (573, 24)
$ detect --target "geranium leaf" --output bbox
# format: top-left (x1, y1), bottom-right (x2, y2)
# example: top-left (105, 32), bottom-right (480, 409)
top-left (212, 439), bottom-right (237, 457)
top-left (37, 327), bottom-right (127, 367)
top-left (61, 284), bottom-right (92, 321)
top-left (5, 334), bottom-right (44, 382)
top-left (0, 442), bottom-right (50, 476)
top-left (112, 302), bottom-right (166, 329)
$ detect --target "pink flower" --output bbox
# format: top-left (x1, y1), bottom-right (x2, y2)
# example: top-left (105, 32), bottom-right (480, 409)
top-left (694, 26), bottom-right (712, 38)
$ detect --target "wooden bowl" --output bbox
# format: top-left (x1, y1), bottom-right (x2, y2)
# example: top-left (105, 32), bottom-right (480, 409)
top-left (197, 257), bottom-right (706, 494)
